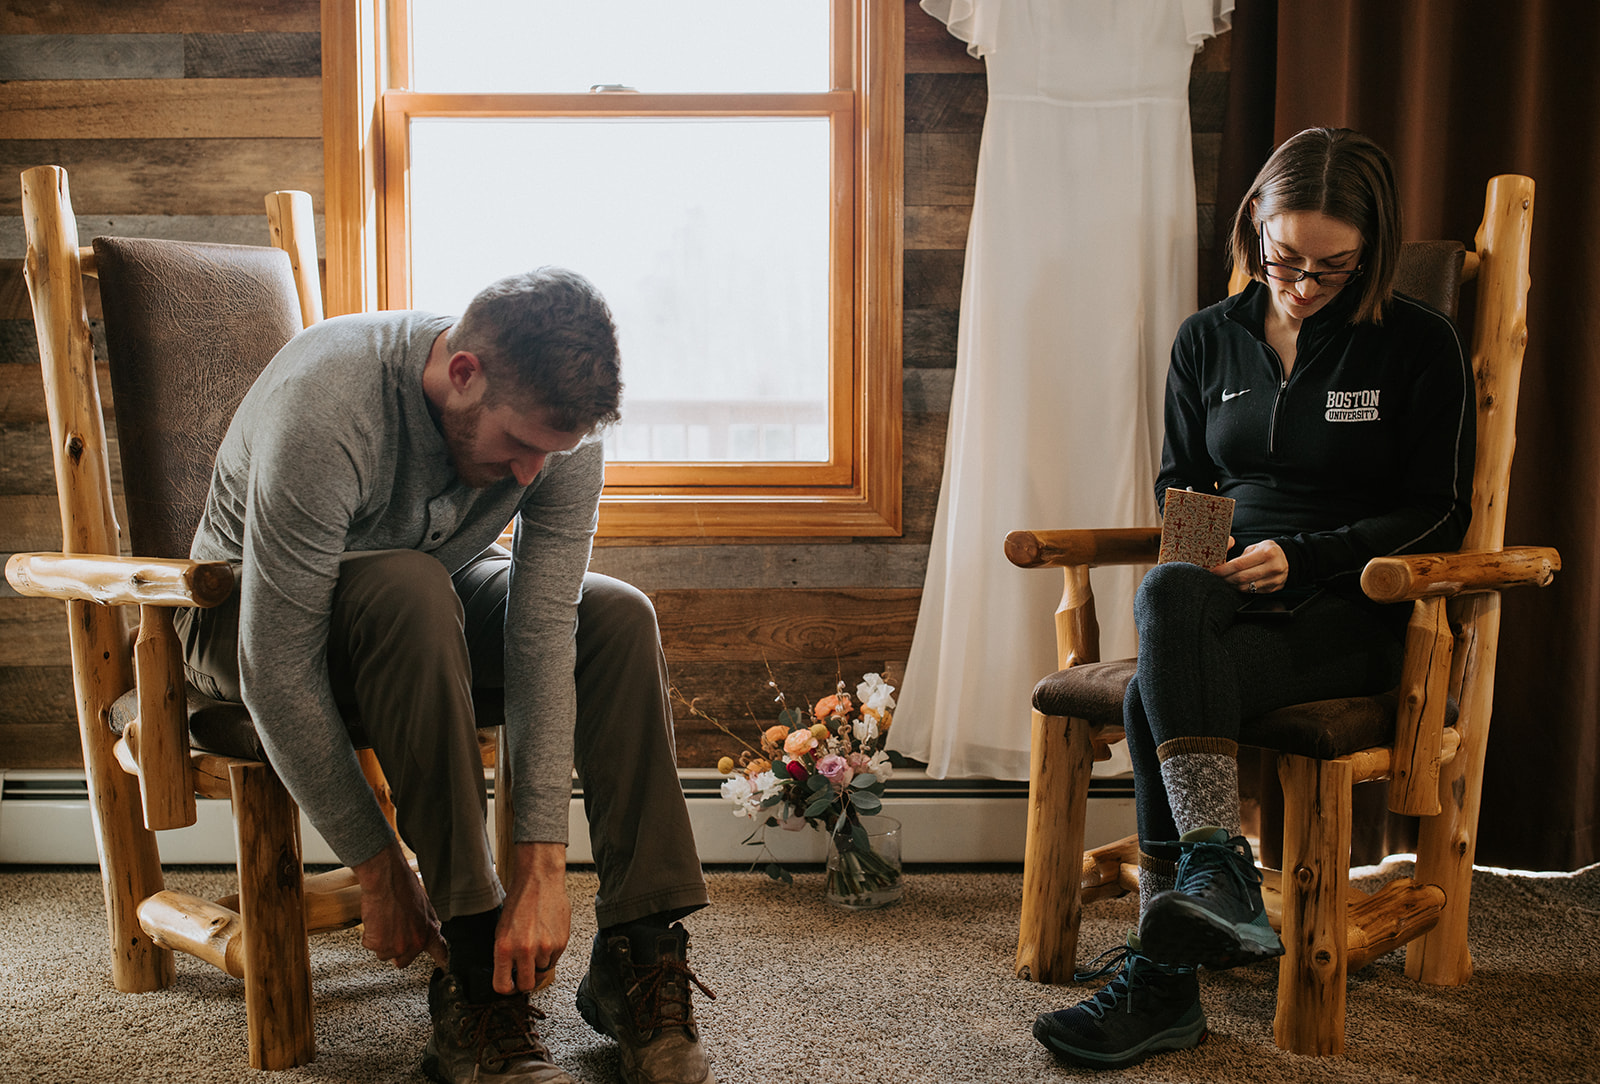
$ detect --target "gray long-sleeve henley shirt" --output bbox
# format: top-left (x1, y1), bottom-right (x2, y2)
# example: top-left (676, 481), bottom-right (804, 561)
top-left (190, 310), bottom-right (601, 869)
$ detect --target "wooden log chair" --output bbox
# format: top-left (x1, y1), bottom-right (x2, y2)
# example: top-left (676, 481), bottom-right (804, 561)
top-left (1004, 174), bottom-right (1559, 1056)
top-left (7, 165), bottom-right (514, 1070)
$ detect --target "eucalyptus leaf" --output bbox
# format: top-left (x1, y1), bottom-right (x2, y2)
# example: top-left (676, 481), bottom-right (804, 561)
top-left (851, 791), bottom-right (883, 814)
top-left (849, 773), bottom-right (878, 789)
top-left (805, 794), bottom-right (837, 818)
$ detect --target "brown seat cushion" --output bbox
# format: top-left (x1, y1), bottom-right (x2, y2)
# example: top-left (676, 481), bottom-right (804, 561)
top-left (110, 684), bottom-right (507, 762)
top-left (1031, 660), bottom-right (1455, 761)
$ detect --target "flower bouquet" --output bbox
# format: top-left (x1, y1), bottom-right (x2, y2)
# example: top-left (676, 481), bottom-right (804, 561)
top-left (696, 672), bottom-right (904, 908)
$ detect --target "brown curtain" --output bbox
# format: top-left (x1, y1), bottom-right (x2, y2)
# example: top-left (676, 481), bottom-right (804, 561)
top-left (1218, 0), bottom-right (1600, 872)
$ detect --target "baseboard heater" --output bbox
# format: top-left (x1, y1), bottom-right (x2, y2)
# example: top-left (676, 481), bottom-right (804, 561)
top-left (0, 769), bottom-right (1136, 866)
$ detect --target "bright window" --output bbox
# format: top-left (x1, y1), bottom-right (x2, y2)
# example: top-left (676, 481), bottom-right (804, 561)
top-left (325, 0), bottom-right (904, 536)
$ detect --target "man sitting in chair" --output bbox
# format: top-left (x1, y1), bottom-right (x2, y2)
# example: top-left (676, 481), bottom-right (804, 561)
top-left (174, 267), bottom-right (715, 1084)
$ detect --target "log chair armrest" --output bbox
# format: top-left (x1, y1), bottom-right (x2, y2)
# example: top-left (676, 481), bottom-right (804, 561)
top-left (5, 552), bottom-right (236, 608)
top-left (1005, 527), bottom-right (1163, 570)
top-left (1360, 545), bottom-right (1560, 603)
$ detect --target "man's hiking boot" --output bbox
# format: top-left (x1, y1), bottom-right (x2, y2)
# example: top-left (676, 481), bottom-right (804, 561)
top-left (576, 922), bottom-right (717, 1084)
top-left (422, 967), bottom-right (573, 1084)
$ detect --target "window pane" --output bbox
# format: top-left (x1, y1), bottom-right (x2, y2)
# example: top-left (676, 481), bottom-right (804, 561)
top-left (409, 0), bottom-right (831, 93)
top-left (408, 117), bottom-right (832, 462)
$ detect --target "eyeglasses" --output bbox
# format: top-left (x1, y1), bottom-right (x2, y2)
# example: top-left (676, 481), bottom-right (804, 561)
top-left (1259, 224), bottom-right (1363, 287)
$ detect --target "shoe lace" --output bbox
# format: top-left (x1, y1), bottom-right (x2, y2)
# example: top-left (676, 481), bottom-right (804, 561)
top-left (1169, 835), bottom-right (1263, 901)
top-left (624, 956), bottom-right (718, 1037)
top-left (1070, 945), bottom-right (1146, 1021)
top-left (1071, 943), bottom-right (1192, 1021)
top-left (456, 993), bottom-right (553, 1071)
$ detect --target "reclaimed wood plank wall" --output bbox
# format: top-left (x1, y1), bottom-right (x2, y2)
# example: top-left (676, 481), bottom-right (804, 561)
top-left (0, 0), bottom-right (1230, 771)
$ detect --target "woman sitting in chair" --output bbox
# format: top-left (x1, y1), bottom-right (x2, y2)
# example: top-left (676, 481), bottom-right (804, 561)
top-left (1033, 127), bottom-right (1475, 1068)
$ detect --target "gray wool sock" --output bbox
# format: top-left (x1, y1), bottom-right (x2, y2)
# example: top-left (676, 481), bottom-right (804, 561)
top-left (1156, 738), bottom-right (1241, 839)
top-left (1137, 854), bottom-right (1176, 918)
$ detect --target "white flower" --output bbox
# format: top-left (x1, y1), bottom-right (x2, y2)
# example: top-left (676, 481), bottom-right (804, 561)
top-left (852, 715), bottom-right (880, 743)
top-left (720, 774), bottom-right (759, 818)
top-left (856, 673), bottom-right (897, 714)
top-left (753, 771), bottom-right (784, 801)
top-left (866, 749), bottom-right (895, 783)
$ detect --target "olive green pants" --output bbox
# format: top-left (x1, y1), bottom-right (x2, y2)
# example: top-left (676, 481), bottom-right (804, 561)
top-left (177, 547), bottom-right (708, 928)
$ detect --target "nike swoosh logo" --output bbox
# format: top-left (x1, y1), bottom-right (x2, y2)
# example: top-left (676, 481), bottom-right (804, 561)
top-left (1222, 388), bottom-right (1251, 402)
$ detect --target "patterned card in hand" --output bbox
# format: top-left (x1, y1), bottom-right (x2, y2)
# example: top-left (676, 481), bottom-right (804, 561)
top-left (1157, 488), bottom-right (1235, 568)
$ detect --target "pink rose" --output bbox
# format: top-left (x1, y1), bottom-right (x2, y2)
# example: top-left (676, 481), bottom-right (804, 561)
top-left (846, 751), bottom-right (873, 775)
top-left (817, 754), bottom-right (854, 788)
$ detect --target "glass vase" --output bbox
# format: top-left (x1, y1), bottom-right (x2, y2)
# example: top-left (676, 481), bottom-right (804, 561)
top-left (824, 814), bottom-right (903, 909)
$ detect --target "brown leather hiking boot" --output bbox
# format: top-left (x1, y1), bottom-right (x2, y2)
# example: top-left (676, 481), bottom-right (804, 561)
top-left (575, 923), bottom-right (717, 1084)
top-left (423, 968), bottom-right (574, 1084)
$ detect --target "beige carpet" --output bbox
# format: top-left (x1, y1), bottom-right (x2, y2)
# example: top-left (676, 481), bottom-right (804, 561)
top-left (1, 858), bottom-right (1597, 1084)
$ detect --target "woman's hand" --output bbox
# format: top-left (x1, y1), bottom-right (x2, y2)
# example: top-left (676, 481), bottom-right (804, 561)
top-left (1210, 539), bottom-right (1289, 594)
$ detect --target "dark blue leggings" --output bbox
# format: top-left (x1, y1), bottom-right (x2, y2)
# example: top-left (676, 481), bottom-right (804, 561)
top-left (1125, 561), bottom-right (1407, 854)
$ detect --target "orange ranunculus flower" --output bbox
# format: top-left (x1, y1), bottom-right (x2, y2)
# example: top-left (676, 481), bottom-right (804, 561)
top-left (784, 728), bottom-right (818, 756)
top-left (763, 725), bottom-right (791, 750)
top-left (747, 758), bottom-right (772, 775)
top-left (813, 692), bottom-right (853, 720)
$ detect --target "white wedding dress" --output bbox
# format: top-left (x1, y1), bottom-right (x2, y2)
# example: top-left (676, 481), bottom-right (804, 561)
top-left (895, 0), bottom-right (1234, 780)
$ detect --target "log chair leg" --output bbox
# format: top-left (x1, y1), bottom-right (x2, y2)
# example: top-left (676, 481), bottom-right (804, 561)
top-left (71, 600), bottom-right (174, 993)
top-left (357, 747), bottom-right (400, 840)
top-left (1016, 710), bottom-right (1096, 983)
top-left (1407, 739), bottom-right (1481, 986)
top-left (229, 760), bottom-right (316, 1070)
top-left (1274, 752), bottom-right (1353, 1057)
top-left (1407, 597), bottom-right (1498, 987)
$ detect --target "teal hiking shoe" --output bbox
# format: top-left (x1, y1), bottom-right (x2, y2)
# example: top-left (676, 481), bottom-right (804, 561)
top-left (1032, 935), bottom-right (1206, 1069)
top-left (1139, 826), bottom-right (1284, 970)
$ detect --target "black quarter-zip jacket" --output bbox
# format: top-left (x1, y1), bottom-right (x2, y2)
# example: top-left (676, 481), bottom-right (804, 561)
top-left (1157, 279), bottom-right (1475, 595)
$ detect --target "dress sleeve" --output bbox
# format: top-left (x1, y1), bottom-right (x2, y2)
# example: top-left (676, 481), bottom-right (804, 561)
top-left (920, 0), bottom-right (1003, 59)
top-left (1182, 0), bottom-right (1235, 49)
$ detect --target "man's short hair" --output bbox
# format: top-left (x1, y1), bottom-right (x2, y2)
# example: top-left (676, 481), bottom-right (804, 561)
top-left (448, 267), bottom-right (623, 432)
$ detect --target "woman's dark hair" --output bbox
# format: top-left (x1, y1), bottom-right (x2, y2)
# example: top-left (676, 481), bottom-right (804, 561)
top-left (1228, 127), bottom-right (1402, 324)
top-left (448, 266), bottom-right (623, 432)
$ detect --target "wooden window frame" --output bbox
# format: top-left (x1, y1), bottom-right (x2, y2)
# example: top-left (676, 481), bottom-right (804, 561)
top-left (323, 0), bottom-right (904, 538)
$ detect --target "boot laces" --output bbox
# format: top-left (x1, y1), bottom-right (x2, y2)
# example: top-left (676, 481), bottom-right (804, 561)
top-left (1171, 836), bottom-right (1262, 901)
top-left (457, 994), bottom-right (552, 1070)
top-left (624, 955), bottom-right (718, 1037)
top-left (1070, 945), bottom-right (1169, 1021)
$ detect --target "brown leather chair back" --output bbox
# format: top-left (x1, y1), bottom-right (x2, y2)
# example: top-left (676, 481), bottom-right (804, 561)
top-left (1395, 240), bottom-right (1467, 319)
top-left (93, 237), bottom-right (303, 560)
